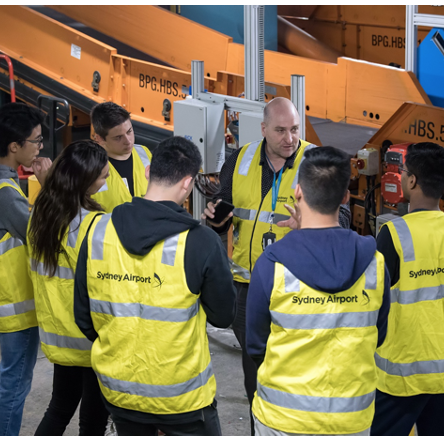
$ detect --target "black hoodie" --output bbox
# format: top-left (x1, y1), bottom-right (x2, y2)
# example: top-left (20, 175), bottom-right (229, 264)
top-left (74, 197), bottom-right (236, 341)
top-left (74, 197), bottom-right (236, 423)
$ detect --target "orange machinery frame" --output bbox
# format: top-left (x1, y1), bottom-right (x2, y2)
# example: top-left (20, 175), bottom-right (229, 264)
top-left (350, 102), bottom-right (444, 234)
top-left (46, 5), bottom-right (431, 129)
top-left (0, 6), bottom-right (321, 144)
top-left (278, 5), bottom-right (444, 69)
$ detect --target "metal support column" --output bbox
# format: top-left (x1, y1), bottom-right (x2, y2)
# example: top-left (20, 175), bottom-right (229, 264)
top-left (291, 75), bottom-right (306, 141)
top-left (405, 5), bottom-right (418, 74)
top-left (191, 60), bottom-right (205, 98)
top-left (405, 6), bottom-right (444, 75)
top-left (244, 5), bottom-right (265, 102)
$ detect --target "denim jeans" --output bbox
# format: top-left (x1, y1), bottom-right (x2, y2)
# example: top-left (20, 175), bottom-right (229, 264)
top-left (0, 326), bottom-right (39, 436)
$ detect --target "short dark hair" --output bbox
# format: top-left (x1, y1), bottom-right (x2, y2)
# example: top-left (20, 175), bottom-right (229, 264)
top-left (90, 102), bottom-right (131, 139)
top-left (405, 142), bottom-right (444, 200)
top-left (150, 136), bottom-right (202, 186)
top-left (0, 102), bottom-right (45, 158)
top-left (299, 146), bottom-right (350, 214)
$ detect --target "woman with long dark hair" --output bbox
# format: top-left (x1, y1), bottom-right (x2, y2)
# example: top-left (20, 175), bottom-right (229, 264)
top-left (27, 140), bottom-right (110, 435)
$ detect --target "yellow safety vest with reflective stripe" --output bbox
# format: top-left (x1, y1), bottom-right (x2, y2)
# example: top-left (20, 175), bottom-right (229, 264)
top-left (231, 139), bottom-right (315, 283)
top-left (86, 214), bottom-right (216, 414)
top-left (376, 211), bottom-right (444, 396)
top-left (253, 252), bottom-right (385, 435)
top-left (0, 179), bottom-right (37, 333)
top-left (91, 144), bottom-right (152, 213)
top-left (28, 210), bottom-right (101, 367)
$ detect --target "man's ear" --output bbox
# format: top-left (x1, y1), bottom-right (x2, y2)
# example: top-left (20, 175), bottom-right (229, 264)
top-left (294, 183), bottom-right (303, 201)
top-left (183, 175), bottom-right (194, 191)
top-left (409, 173), bottom-right (417, 190)
top-left (8, 142), bottom-right (18, 154)
top-left (260, 121), bottom-right (266, 138)
top-left (341, 189), bottom-right (350, 205)
top-left (94, 133), bottom-right (107, 149)
top-left (145, 165), bottom-right (150, 181)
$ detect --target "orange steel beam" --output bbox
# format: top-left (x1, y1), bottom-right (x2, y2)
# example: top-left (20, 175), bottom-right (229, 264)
top-left (0, 6), bottom-right (115, 103)
top-left (278, 15), bottom-right (342, 63)
top-left (48, 5), bottom-right (233, 80)
top-left (47, 5), bottom-right (431, 129)
top-left (367, 102), bottom-right (444, 147)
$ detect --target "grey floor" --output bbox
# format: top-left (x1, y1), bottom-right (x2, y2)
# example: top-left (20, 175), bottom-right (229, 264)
top-left (18, 326), bottom-right (250, 436)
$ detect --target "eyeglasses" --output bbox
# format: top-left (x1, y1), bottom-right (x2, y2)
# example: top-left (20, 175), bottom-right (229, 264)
top-left (398, 165), bottom-right (410, 175)
top-left (25, 135), bottom-right (44, 146)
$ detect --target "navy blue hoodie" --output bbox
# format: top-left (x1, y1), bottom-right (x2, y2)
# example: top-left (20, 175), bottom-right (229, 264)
top-left (246, 227), bottom-right (391, 363)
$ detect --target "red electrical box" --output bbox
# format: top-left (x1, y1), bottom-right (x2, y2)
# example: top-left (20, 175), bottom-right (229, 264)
top-left (381, 143), bottom-right (409, 205)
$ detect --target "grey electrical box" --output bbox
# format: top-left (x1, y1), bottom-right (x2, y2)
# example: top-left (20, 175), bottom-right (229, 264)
top-left (174, 98), bottom-right (225, 173)
top-left (376, 213), bottom-right (399, 237)
top-left (239, 111), bottom-right (263, 148)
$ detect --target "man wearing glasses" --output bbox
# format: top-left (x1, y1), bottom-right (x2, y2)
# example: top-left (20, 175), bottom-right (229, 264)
top-left (372, 142), bottom-right (444, 435)
top-left (0, 102), bottom-right (51, 435)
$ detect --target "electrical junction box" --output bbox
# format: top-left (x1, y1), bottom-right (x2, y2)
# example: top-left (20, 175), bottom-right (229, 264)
top-left (356, 148), bottom-right (379, 176)
top-left (376, 213), bottom-right (399, 237)
top-left (174, 98), bottom-right (225, 174)
top-left (239, 111), bottom-right (264, 148)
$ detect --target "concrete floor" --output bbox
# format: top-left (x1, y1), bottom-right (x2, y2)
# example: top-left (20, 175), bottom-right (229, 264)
top-left (18, 326), bottom-right (250, 436)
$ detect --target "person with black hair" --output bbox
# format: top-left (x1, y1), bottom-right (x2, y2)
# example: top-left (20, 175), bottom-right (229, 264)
top-left (27, 140), bottom-right (110, 435)
top-left (90, 101), bottom-right (152, 212)
top-left (0, 102), bottom-right (52, 435)
top-left (202, 97), bottom-right (351, 434)
top-left (246, 146), bottom-right (391, 436)
top-left (74, 136), bottom-right (236, 436)
top-left (371, 142), bottom-right (444, 436)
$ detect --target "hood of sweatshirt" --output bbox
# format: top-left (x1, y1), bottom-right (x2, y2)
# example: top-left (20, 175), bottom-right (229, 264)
top-left (111, 197), bottom-right (200, 256)
top-left (264, 227), bottom-right (377, 293)
top-left (0, 165), bottom-right (19, 182)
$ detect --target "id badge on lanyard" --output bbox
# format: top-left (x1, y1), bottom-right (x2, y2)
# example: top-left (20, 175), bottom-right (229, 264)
top-left (262, 158), bottom-right (283, 251)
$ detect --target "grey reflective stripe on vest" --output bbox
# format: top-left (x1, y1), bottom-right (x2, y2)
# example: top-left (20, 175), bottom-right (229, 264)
top-left (257, 382), bottom-right (375, 414)
top-left (96, 181), bottom-right (108, 193)
top-left (91, 214), bottom-right (112, 261)
top-left (284, 267), bottom-right (300, 293)
top-left (0, 236), bottom-right (23, 255)
top-left (391, 217), bottom-right (415, 262)
top-left (0, 178), bottom-right (18, 188)
top-left (364, 256), bottom-right (377, 290)
top-left (97, 361), bottom-right (213, 399)
top-left (233, 208), bottom-right (257, 221)
top-left (238, 140), bottom-right (261, 176)
top-left (39, 327), bottom-right (92, 351)
top-left (90, 298), bottom-right (200, 323)
top-left (229, 258), bottom-right (251, 280)
top-left (291, 143), bottom-right (317, 189)
top-left (133, 144), bottom-right (151, 168)
top-left (161, 234), bottom-right (180, 266)
top-left (258, 211), bottom-right (289, 225)
top-left (0, 299), bottom-right (35, 318)
top-left (375, 353), bottom-right (444, 377)
top-left (67, 209), bottom-right (90, 248)
top-left (391, 285), bottom-right (444, 305)
top-left (271, 309), bottom-right (379, 330)
top-left (30, 258), bottom-right (74, 280)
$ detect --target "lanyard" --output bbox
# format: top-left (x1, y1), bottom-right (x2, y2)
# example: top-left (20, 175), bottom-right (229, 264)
top-left (265, 154), bottom-right (283, 213)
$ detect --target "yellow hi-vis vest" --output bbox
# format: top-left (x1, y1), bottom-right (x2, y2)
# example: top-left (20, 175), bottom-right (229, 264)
top-left (91, 144), bottom-right (152, 213)
top-left (376, 211), bottom-right (444, 396)
top-left (231, 139), bottom-right (316, 283)
top-left (28, 209), bottom-right (101, 367)
top-left (0, 179), bottom-right (37, 333)
top-left (86, 214), bottom-right (216, 414)
top-left (253, 252), bottom-right (385, 435)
